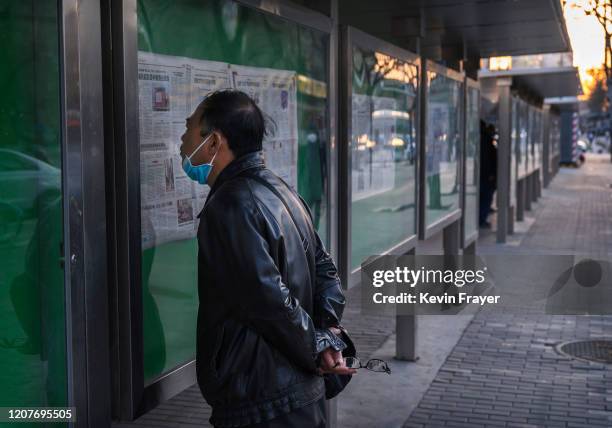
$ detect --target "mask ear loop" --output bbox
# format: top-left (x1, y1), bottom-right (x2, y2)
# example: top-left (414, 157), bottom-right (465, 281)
top-left (208, 142), bottom-right (221, 165)
top-left (188, 133), bottom-right (213, 160)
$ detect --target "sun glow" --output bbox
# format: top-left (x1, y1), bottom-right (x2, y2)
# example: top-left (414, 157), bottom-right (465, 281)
top-left (563, 0), bottom-right (606, 95)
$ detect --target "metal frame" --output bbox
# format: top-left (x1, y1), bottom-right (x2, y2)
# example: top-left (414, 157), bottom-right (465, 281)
top-left (339, 25), bottom-right (420, 289)
top-left (461, 77), bottom-right (480, 248)
top-left (527, 104), bottom-right (536, 175)
top-left (60, 0), bottom-right (111, 426)
top-left (517, 97), bottom-right (530, 180)
top-left (496, 77), bottom-right (512, 243)
top-left (510, 95), bottom-right (518, 211)
top-left (419, 59), bottom-right (464, 241)
top-left (107, 0), bottom-right (338, 419)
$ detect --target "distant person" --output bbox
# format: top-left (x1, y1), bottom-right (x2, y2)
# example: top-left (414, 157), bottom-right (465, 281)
top-left (479, 122), bottom-right (497, 228)
top-left (179, 90), bottom-right (355, 427)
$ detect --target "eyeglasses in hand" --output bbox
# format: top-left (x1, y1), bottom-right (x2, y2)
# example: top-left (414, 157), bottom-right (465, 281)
top-left (344, 357), bottom-right (391, 374)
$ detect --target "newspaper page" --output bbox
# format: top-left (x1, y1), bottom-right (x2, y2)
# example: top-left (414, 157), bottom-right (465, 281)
top-left (230, 65), bottom-right (298, 188)
top-left (138, 51), bottom-right (192, 249)
top-left (188, 58), bottom-right (232, 215)
top-left (138, 52), bottom-right (231, 249)
top-left (138, 54), bottom-right (299, 248)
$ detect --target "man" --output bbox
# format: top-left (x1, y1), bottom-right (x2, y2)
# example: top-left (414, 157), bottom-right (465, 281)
top-left (180, 90), bottom-right (355, 428)
top-left (479, 121), bottom-right (497, 228)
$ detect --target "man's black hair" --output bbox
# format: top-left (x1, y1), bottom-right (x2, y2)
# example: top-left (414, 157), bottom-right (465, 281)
top-left (197, 89), bottom-right (267, 158)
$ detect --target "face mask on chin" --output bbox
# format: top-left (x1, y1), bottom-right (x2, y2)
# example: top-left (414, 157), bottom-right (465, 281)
top-left (182, 133), bottom-right (219, 185)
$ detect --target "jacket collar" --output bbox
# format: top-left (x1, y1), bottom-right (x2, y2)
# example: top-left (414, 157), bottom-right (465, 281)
top-left (199, 150), bottom-right (265, 216)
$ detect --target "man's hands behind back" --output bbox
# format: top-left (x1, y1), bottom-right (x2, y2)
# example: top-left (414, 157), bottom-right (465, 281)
top-left (317, 327), bottom-right (357, 376)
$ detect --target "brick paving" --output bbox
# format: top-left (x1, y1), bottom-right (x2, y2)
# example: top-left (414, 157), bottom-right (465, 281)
top-left (404, 154), bottom-right (612, 428)
top-left (115, 155), bottom-right (612, 427)
top-left (112, 239), bottom-right (395, 428)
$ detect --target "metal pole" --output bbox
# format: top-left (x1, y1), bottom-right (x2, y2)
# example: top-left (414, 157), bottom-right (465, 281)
top-left (542, 105), bottom-right (551, 187)
top-left (396, 35), bottom-right (425, 360)
top-left (496, 78), bottom-right (511, 243)
top-left (516, 178), bottom-right (524, 221)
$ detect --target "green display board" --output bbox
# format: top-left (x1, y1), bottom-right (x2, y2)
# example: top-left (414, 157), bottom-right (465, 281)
top-left (0, 1), bottom-right (67, 425)
top-left (425, 68), bottom-right (462, 227)
top-left (137, 0), bottom-right (330, 381)
top-left (463, 86), bottom-right (480, 241)
top-left (349, 45), bottom-right (418, 270)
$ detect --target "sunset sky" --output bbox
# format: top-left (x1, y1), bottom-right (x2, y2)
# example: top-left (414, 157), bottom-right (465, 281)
top-left (563, 0), bottom-right (606, 93)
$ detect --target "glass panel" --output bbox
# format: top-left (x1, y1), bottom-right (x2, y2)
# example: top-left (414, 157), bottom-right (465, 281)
top-left (528, 105), bottom-right (536, 173)
top-left (518, 99), bottom-right (529, 178)
top-left (349, 46), bottom-right (418, 269)
top-left (137, 0), bottom-right (330, 381)
top-left (531, 108), bottom-right (538, 172)
top-left (535, 109), bottom-right (542, 171)
top-left (550, 114), bottom-right (560, 167)
top-left (0, 0), bottom-right (67, 423)
top-left (463, 86), bottom-right (480, 240)
top-left (425, 68), bottom-right (462, 227)
top-left (510, 97), bottom-right (518, 207)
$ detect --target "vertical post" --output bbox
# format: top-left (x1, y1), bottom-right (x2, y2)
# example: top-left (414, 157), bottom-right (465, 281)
top-left (443, 220), bottom-right (460, 255)
top-left (516, 179), bottom-right (524, 221)
top-left (396, 314), bottom-right (418, 361)
top-left (508, 95), bottom-right (515, 235)
top-left (418, 59), bottom-right (428, 240)
top-left (460, 76), bottom-right (468, 248)
top-left (396, 33), bottom-right (423, 361)
top-left (60, 0), bottom-right (111, 426)
top-left (396, 247), bottom-right (418, 361)
top-left (525, 175), bottom-right (532, 211)
top-left (496, 78), bottom-right (511, 243)
top-left (338, 25), bottom-right (351, 291)
top-left (327, 1), bottom-right (339, 426)
top-left (542, 105), bottom-right (551, 187)
top-left (328, 0), bottom-right (339, 264)
top-left (463, 240), bottom-right (476, 255)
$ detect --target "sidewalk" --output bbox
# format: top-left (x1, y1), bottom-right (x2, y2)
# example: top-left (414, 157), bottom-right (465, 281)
top-left (404, 154), bottom-right (612, 427)
top-left (115, 155), bottom-right (612, 428)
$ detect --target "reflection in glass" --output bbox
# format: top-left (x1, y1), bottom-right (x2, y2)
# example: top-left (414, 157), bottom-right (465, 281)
top-left (464, 87), bottom-right (480, 240)
top-left (138, 0), bottom-right (330, 380)
top-left (350, 47), bottom-right (418, 269)
top-left (518, 99), bottom-right (529, 177)
top-left (528, 105), bottom-right (536, 174)
top-left (510, 97), bottom-right (518, 207)
top-left (0, 0), bottom-right (67, 419)
top-left (533, 108), bottom-right (542, 172)
top-left (425, 69), bottom-right (462, 226)
top-left (549, 114), bottom-right (560, 168)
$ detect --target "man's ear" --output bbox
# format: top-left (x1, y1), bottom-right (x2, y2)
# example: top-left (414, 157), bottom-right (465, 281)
top-left (212, 131), bottom-right (229, 152)
top-left (208, 131), bottom-right (222, 153)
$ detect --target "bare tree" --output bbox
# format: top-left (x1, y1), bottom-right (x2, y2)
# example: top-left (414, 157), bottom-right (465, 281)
top-left (584, 1), bottom-right (612, 79)
top-left (565, 0), bottom-right (612, 159)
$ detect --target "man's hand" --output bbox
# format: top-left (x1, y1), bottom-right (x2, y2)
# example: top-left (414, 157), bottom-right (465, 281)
top-left (317, 327), bottom-right (357, 376)
top-left (317, 348), bottom-right (357, 375)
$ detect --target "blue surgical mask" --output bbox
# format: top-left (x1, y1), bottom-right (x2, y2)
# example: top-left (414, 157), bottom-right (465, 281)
top-left (182, 134), bottom-right (219, 185)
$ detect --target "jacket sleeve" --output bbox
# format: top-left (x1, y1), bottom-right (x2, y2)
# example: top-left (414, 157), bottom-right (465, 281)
top-left (200, 190), bottom-right (342, 374)
top-left (295, 195), bottom-right (346, 329)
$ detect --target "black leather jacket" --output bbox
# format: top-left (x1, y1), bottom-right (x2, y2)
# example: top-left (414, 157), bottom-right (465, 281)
top-left (196, 151), bottom-right (346, 427)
